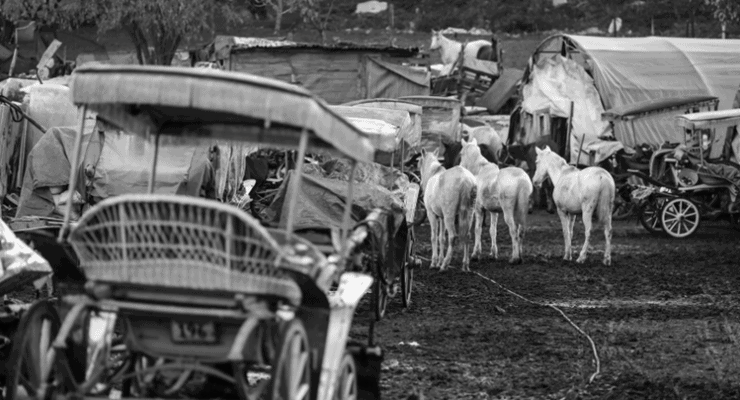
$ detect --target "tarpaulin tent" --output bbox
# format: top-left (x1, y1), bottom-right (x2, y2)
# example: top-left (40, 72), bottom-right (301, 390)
top-left (520, 34), bottom-right (740, 164)
top-left (195, 35), bottom-right (428, 104)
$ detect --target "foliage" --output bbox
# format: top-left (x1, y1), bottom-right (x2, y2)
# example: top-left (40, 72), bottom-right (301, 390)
top-left (299, 0), bottom-right (336, 43)
top-left (706, 0), bottom-right (740, 24)
top-left (2, 0), bottom-right (244, 65)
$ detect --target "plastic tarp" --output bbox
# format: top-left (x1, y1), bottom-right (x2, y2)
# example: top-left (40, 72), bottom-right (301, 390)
top-left (0, 218), bottom-right (53, 295)
top-left (88, 133), bottom-right (215, 200)
top-left (365, 56), bottom-right (430, 99)
top-left (16, 127), bottom-right (92, 218)
top-left (260, 162), bottom-right (407, 233)
top-left (524, 34), bottom-right (740, 163)
top-left (522, 55), bottom-right (609, 164)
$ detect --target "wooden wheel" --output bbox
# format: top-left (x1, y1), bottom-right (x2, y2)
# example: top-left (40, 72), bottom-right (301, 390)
top-left (4, 300), bottom-right (60, 400)
top-left (372, 271), bottom-right (388, 322)
top-left (638, 197), bottom-right (664, 235)
top-left (269, 319), bottom-right (312, 400)
top-left (661, 198), bottom-right (700, 239)
top-left (333, 352), bottom-right (358, 400)
top-left (401, 228), bottom-right (415, 308)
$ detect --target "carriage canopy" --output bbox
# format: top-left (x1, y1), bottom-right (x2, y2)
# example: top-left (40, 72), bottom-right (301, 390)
top-left (676, 109), bottom-right (740, 131)
top-left (69, 64), bottom-right (376, 162)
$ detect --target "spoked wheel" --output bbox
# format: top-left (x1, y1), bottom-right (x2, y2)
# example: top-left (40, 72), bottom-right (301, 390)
top-left (269, 319), bottom-right (312, 400)
top-left (401, 228), bottom-right (415, 308)
top-left (660, 198), bottom-right (701, 239)
top-left (638, 197), bottom-right (664, 235)
top-left (333, 352), bottom-right (358, 400)
top-left (372, 266), bottom-right (389, 322)
top-left (4, 300), bottom-right (61, 400)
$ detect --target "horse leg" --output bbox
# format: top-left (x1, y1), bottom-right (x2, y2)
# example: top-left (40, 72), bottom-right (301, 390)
top-left (557, 209), bottom-right (572, 261)
top-left (435, 216), bottom-right (446, 268)
top-left (503, 208), bottom-right (521, 265)
top-left (428, 212), bottom-right (439, 269)
top-left (489, 212), bottom-right (499, 259)
top-left (546, 184), bottom-right (556, 214)
top-left (603, 216), bottom-right (613, 266)
top-left (471, 207), bottom-right (484, 259)
top-left (440, 214), bottom-right (457, 271)
top-left (577, 208), bottom-right (594, 264)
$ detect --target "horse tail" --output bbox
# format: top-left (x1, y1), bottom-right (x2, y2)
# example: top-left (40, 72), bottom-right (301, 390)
top-left (457, 177), bottom-right (477, 237)
top-left (515, 173), bottom-right (533, 224)
top-left (595, 173), bottom-right (616, 224)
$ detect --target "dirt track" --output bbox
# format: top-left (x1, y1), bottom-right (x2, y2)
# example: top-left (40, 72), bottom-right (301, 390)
top-left (351, 211), bottom-right (740, 400)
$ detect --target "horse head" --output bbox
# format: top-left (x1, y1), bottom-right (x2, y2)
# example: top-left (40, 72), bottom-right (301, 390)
top-left (429, 30), bottom-right (441, 51)
top-left (459, 138), bottom-right (481, 169)
top-left (532, 145), bottom-right (556, 188)
top-left (418, 148), bottom-right (441, 190)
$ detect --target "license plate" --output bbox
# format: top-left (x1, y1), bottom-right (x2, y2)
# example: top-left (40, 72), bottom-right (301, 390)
top-left (170, 320), bottom-right (218, 343)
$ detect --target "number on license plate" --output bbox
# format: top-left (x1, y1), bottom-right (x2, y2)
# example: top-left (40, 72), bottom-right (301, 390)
top-left (171, 320), bottom-right (218, 343)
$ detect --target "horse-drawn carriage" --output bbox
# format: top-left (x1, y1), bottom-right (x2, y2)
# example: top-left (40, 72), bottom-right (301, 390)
top-left (627, 108), bottom-right (740, 238)
top-left (3, 63), bottom-right (403, 400)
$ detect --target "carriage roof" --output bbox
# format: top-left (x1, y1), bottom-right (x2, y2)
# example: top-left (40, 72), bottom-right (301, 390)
top-left (676, 108), bottom-right (740, 130)
top-left (601, 95), bottom-right (719, 121)
top-left (329, 105), bottom-right (412, 152)
top-left (69, 64), bottom-right (376, 162)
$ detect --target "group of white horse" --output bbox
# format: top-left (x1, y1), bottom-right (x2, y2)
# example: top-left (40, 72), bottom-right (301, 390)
top-left (419, 141), bottom-right (616, 271)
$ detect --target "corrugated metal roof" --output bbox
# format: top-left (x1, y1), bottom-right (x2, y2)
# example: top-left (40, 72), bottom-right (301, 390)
top-left (230, 39), bottom-right (419, 55)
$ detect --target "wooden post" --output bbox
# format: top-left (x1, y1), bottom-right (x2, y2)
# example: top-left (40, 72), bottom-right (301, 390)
top-left (722, 22), bottom-right (727, 39)
top-left (565, 101), bottom-right (574, 163)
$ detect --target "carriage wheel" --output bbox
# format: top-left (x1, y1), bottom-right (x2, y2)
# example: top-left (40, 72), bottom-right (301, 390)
top-left (401, 228), bottom-right (415, 308)
top-left (638, 197), bottom-right (664, 235)
top-left (4, 300), bottom-right (60, 400)
top-left (661, 198), bottom-right (700, 239)
top-left (333, 352), bottom-right (358, 400)
top-left (269, 319), bottom-right (312, 400)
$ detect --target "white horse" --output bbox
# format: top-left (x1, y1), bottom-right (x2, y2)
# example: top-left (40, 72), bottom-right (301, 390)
top-left (460, 138), bottom-right (533, 264)
top-left (465, 125), bottom-right (504, 163)
top-left (532, 146), bottom-right (615, 266)
top-left (429, 30), bottom-right (493, 75)
top-left (418, 149), bottom-right (477, 271)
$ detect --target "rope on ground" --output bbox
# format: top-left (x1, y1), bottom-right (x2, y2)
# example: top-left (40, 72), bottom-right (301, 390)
top-left (473, 271), bottom-right (601, 384)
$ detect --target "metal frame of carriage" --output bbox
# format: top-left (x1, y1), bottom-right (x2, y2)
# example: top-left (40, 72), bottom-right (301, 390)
top-left (337, 98), bottom-right (425, 321)
top-left (8, 63), bottom-right (397, 400)
top-left (600, 95), bottom-right (721, 232)
top-left (624, 108), bottom-right (740, 238)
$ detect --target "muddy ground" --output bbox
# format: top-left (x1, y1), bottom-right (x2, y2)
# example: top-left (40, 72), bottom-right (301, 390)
top-left (351, 211), bottom-right (740, 400)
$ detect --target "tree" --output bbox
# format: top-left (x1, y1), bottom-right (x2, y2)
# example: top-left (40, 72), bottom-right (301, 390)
top-left (706, 0), bottom-right (740, 37)
top-left (299, 0), bottom-right (335, 44)
top-left (264, 0), bottom-right (304, 33)
top-left (2, 0), bottom-right (245, 65)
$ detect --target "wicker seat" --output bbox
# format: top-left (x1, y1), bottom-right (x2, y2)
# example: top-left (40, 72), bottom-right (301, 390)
top-left (67, 194), bottom-right (302, 306)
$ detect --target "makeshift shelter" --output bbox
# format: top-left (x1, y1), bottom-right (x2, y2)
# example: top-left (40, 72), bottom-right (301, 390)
top-left (196, 36), bottom-right (430, 104)
top-left (520, 34), bottom-right (740, 164)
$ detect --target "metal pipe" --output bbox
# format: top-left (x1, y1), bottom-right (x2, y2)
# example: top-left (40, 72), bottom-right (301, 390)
top-left (285, 129), bottom-right (309, 237)
top-left (58, 106), bottom-right (88, 243)
top-left (147, 129), bottom-right (161, 194)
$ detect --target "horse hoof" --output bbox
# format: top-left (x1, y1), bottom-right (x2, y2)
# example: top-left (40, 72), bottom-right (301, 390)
top-left (509, 258), bottom-right (522, 265)
top-left (576, 258), bottom-right (587, 264)
top-left (603, 259), bottom-right (612, 266)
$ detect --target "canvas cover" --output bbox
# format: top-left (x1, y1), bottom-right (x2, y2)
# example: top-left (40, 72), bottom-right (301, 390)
top-left (87, 133), bottom-right (215, 200)
top-left (16, 127), bottom-right (215, 219)
top-left (523, 34), bottom-right (740, 164)
top-left (261, 162), bottom-right (407, 233)
top-left (365, 56), bottom-right (430, 99)
top-left (522, 55), bottom-right (608, 164)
